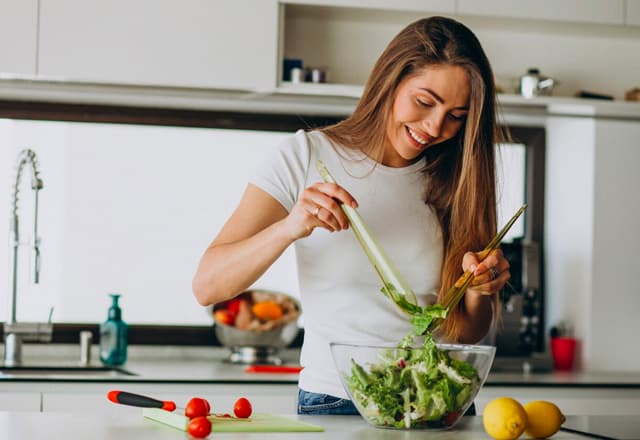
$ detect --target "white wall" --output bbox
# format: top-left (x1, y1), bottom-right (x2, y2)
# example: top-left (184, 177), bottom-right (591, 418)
top-left (0, 120), bottom-right (297, 325)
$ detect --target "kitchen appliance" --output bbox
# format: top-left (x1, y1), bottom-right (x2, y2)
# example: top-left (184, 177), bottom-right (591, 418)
top-left (489, 239), bottom-right (551, 372)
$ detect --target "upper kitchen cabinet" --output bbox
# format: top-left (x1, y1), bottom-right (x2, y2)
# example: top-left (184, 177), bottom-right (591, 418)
top-left (627, 0), bottom-right (640, 26)
top-left (0, 0), bottom-right (38, 76)
top-left (38, 0), bottom-right (280, 91)
top-left (279, 2), bottom-right (457, 94)
top-left (280, 0), bottom-right (454, 14)
top-left (456, 0), bottom-right (625, 26)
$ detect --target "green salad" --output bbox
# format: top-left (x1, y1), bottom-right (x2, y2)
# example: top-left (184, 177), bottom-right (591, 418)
top-left (345, 301), bottom-right (481, 429)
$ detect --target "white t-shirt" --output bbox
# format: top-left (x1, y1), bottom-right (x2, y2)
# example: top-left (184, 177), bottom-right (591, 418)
top-left (250, 130), bottom-right (443, 399)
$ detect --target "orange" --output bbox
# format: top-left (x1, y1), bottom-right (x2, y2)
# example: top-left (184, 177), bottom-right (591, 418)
top-left (251, 301), bottom-right (283, 321)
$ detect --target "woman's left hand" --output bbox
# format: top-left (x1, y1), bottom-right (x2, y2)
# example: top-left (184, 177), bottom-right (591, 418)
top-left (462, 248), bottom-right (510, 296)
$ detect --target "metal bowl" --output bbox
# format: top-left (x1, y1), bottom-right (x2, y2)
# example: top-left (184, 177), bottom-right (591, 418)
top-left (211, 290), bottom-right (301, 364)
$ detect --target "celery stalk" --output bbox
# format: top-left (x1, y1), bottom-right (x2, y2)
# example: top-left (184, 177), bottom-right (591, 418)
top-left (316, 160), bottom-right (418, 312)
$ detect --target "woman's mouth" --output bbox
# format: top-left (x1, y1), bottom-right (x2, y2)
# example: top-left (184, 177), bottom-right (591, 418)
top-left (405, 126), bottom-right (432, 149)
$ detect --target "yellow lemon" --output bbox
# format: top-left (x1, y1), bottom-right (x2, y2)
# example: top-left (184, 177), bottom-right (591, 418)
top-left (483, 397), bottom-right (528, 440)
top-left (523, 400), bottom-right (566, 438)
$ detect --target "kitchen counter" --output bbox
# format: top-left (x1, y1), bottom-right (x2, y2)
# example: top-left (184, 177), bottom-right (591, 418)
top-left (2, 344), bottom-right (640, 387)
top-left (0, 411), bottom-right (626, 440)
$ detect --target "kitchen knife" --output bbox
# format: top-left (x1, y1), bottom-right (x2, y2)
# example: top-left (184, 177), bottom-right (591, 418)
top-left (108, 390), bottom-right (249, 422)
top-left (107, 390), bottom-right (176, 411)
top-left (244, 365), bottom-right (303, 374)
top-left (560, 426), bottom-right (616, 440)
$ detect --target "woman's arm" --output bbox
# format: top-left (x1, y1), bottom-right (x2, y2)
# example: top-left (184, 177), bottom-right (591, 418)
top-left (192, 182), bottom-right (357, 306)
top-left (192, 184), bottom-right (292, 306)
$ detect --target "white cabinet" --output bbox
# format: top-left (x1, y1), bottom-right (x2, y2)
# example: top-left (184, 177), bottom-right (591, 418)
top-left (477, 387), bottom-right (640, 416)
top-left (0, 0), bottom-right (38, 75)
top-left (543, 117), bottom-right (640, 371)
top-left (456, 0), bottom-right (625, 25)
top-left (280, 0), bottom-right (454, 13)
top-left (0, 390), bottom-right (41, 412)
top-left (38, 0), bottom-right (280, 91)
top-left (41, 383), bottom-right (298, 414)
top-left (626, 0), bottom-right (640, 25)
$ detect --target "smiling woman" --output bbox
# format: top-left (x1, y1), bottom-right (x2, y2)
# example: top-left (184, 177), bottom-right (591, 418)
top-left (384, 65), bottom-right (470, 167)
top-left (190, 16), bottom-right (514, 415)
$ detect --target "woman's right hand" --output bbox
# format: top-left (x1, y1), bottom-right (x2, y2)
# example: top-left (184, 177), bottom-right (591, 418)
top-left (283, 182), bottom-right (358, 240)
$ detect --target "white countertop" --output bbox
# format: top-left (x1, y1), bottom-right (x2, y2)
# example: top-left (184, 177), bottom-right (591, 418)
top-left (0, 411), bottom-right (608, 440)
top-left (2, 344), bottom-right (640, 387)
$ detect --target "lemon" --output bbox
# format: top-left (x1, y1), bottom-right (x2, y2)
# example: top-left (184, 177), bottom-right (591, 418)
top-left (483, 397), bottom-right (528, 440)
top-left (523, 400), bottom-right (566, 439)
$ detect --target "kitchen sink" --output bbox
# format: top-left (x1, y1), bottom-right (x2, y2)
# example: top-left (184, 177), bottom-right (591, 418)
top-left (0, 365), bottom-right (137, 378)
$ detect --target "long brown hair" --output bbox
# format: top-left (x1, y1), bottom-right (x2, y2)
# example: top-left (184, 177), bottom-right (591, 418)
top-left (321, 16), bottom-right (504, 342)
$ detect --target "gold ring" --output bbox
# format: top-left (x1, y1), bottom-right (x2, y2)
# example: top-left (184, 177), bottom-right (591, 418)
top-left (489, 267), bottom-right (500, 280)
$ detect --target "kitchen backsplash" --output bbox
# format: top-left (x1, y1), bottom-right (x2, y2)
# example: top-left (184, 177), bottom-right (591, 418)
top-left (0, 120), bottom-right (299, 325)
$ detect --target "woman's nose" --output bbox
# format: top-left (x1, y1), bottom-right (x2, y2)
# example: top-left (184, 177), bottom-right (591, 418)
top-left (423, 114), bottom-right (445, 138)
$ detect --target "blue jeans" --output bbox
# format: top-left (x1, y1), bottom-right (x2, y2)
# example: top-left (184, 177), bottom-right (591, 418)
top-left (297, 388), bottom-right (359, 415)
top-left (297, 388), bottom-right (477, 416)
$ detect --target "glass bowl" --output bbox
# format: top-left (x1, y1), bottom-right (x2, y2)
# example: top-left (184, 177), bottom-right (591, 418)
top-left (330, 342), bottom-right (496, 430)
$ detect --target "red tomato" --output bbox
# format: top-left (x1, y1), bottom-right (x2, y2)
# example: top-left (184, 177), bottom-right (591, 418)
top-left (444, 410), bottom-right (461, 426)
top-left (233, 397), bottom-right (252, 419)
top-left (226, 298), bottom-right (244, 317)
top-left (185, 397), bottom-right (211, 419)
top-left (187, 416), bottom-right (211, 438)
top-left (213, 309), bottom-right (235, 326)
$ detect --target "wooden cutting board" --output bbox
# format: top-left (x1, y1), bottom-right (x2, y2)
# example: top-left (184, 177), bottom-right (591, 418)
top-left (143, 408), bottom-right (324, 432)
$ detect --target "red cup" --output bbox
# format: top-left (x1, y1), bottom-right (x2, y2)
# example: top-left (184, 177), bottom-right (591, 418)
top-left (551, 337), bottom-right (577, 371)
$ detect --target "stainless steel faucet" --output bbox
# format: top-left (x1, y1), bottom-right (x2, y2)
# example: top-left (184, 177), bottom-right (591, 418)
top-left (3, 149), bottom-right (52, 366)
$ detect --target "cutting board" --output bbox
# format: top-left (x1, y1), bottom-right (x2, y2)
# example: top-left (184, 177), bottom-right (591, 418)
top-left (143, 408), bottom-right (324, 432)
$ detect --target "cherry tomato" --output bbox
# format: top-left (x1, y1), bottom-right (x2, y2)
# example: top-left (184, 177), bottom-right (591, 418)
top-left (444, 410), bottom-right (461, 426)
top-left (185, 397), bottom-right (211, 419)
top-left (213, 309), bottom-right (235, 326)
top-left (226, 298), bottom-right (244, 317)
top-left (233, 397), bottom-right (252, 419)
top-left (187, 416), bottom-right (211, 438)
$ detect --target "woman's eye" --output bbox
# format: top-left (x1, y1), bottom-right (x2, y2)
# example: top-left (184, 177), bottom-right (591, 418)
top-left (416, 99), bottom-right (432, 107)
top-left (448, 113), bottom-right (466, 121)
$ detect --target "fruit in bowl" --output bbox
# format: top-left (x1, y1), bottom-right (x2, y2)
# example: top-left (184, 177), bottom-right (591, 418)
top-left (211, 290), bottom-right (301, 358)
top-left (213, 290), bottom-right (299, 332)
top-left (330, 341), bottom-right (496, 430)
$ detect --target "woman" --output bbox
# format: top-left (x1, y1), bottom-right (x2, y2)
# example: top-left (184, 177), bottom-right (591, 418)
top-left (193, 16), bottom-right (510, 415)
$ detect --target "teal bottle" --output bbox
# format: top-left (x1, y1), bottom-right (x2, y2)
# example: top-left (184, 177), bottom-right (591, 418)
top-left (99, 293), bottom-right (128, 366)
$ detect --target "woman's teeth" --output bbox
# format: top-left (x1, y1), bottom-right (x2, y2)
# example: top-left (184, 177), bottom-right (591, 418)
top-left (408, 127), bottom-right (429, 145)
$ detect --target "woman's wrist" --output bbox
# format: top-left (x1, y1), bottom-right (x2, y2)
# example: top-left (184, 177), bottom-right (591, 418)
top-left (273, 217), bottom-right (302, 245)
top-left (463, 289), bottom-right (494, 318)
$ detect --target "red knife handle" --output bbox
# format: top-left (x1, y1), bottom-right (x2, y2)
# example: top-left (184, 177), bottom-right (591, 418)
top-left (107, 390), bottom-right (176, 411)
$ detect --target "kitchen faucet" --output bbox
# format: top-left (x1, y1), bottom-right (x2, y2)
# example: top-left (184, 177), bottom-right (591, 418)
top-left (3, 149), bottom-right (52, 367)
